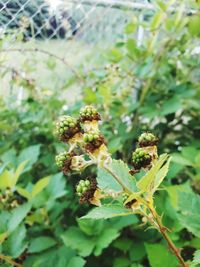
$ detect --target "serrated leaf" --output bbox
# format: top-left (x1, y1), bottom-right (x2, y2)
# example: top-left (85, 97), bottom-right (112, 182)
top-left (13, 160), bottom-right (28, 187)
top-left (46, 173), bottom-right (66, 199)
top-left (17, 144), bottom-right (41, 172)
top-left (8, 202), bottom-right (32, 232)
top-left (3, 225), bottom-right (27, 258)
top-left (97, 160), bottom-right (136, 192)
top-left (94, 228), bottom-right (120, 256)
top-left (61, 227), bottom-right (94, 257)
top-left (16, 186), bottom-right (31, 200)
top-left (32, 176), bottom-right (50, 198)
top-left (145, 243), bottom-right (178, 267)
top-left (193, 250), bottom-right (200, 264)
top-left (152, 156), bottom-right (171, 193)
top-left (81, 205), bottom-right (133, 220)
top-left (137, 154), bottom-right (169, 194)
top-left (0, 232), bottom-right (8, 244)
top-left (28, 236), bottom-right (57, 253)
top-left (178, 192), bottom-right (200, 237)
top-left (0, 170), bottom-right (13, 189)
top-left (67, 256), bottom-right (86, 267)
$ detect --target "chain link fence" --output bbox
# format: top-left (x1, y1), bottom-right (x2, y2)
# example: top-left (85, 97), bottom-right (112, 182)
top-left (0, 0), bottom-right (154, 44)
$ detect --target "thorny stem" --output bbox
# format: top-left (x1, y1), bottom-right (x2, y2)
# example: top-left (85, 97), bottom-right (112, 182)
top-left (103, 161), bottom-right (188, 266)
top-left (0, 254), bottom-right (24, 267)
top-left (103, 164), bottom-right (132, 194)
top-left (147, 204), bottom-right (188, 267)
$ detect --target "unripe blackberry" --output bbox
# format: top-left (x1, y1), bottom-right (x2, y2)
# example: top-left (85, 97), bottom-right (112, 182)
top-left (76, 179), bottom-right (91, 196)
top-left (56, 115), bottom-right (81, 142)
top-left (55, 151), bottom-right (70, 168)
top-left (132, 148), bottom-right (152, 170)
top-left (55, 151), bottom-right (74, 175)
top-left (76, 178), bottom-right (98, 204)
top-left (79, 105), bottom-right (101, 122)
top-left (138, 132), bottom-right (158, 147)
top-left (83, 130), bottom-right (105, 152)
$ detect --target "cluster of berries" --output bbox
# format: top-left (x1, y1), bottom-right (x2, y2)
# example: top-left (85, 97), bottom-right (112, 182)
top-left (131, 132), bottom-right (158, 173)
top-left (76, 178), bottom-right (97, 204)
top-left (76, 179), bottom-right (91, 196)
top-left (55, 106), bottom-right (107, 203)
top-left (79, 106), bottom-right (101, 122)
top-left (55, 115), bottom-right (81, 142)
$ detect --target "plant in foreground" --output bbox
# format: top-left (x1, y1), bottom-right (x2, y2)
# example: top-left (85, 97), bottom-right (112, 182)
top-left (55, 106), bottom-right (188, 267)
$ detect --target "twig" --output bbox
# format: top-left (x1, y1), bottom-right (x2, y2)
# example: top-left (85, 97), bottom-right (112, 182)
top-left (0, 48), bottom-right (84, 83)
top-left (0, 254), bottom-right (24, 267)
top-left (147, 204), bottom-right (188, 267)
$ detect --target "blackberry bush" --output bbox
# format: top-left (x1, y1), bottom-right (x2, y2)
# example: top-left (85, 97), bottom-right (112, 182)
top-left (54, 106), bottom-right (188, 267)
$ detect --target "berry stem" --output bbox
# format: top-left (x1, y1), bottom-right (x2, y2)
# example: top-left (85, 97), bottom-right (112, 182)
top-left (103, 164), bottom-right (132, 194)
top-left (147, 204), bottom-right (188, 267)
top-left (0, 254), bottom-right (24, 267)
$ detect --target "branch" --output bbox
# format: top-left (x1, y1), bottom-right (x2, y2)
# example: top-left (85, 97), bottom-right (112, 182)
top-left (0, 254), bottom-right (24, 267)
top-left (147, 204), bottom-right (188, 267)
top-left (0, 48), bottom-right (84, 83)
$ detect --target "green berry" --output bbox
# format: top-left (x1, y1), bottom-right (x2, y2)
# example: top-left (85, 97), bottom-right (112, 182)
top-left (83, 131), bottom-right (100, 143)
top-left (76, 179), bottom-right (91, 197)
top-left (132, 148), bottom-right (151, 170)
top-left (138, 132), bottom-right (158, 147)
top-left (55, 151), bottom-right (69, 169)
top-left (79, 105), bottom-right (101, 122)
top-left (85, 180), bottom-right (90, 186)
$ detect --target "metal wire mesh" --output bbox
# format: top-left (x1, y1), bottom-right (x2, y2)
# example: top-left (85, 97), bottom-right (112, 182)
top-left (0, 0), bottom-right (151, 45)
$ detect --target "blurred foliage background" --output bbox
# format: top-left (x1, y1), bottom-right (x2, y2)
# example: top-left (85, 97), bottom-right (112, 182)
top-left (0, 0), bottom-right (200, 266)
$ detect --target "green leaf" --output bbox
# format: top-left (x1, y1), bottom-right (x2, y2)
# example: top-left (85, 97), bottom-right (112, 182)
top-left (172, 153), bottom-right (193, 166)
top-left (77, 219), bottom-right (104, 236)
top-left (145, 243), bottom-right (178, 267)
top-left (8, 202), bottom-right (32, 232)
top-left (160, 96), bottom-right (182, 116)
top-left (150, 11), bottom-right (165, 30)
top-left (125, 20), bottom-right (137, 34)
top-left (61, 227), bottom-right (94, 257)
top-left (97, 160), bottom-right (136, 192)
top-left (16, 186), bottom-right (31, 200)
top-left (137, 154), bottom-right (169, 193)
top-left (153, 156), bottom-right (171, 193)
top-left (166, 183), bottom-right (191, 209)
top-left (17, 144), bottom-right (41, 172)
top-left (28, 236), bottom-right (57, 253)
top-left (178, 192), bottom-right (200, 237)
top-left (0, 170), bottom-right (13, 189)
top-left (81, 205), bottom-right (133, 220)
top-left (13, 160), bottom-right (28, 186)
top-left (193, 250), bottom-right (200, 264)
top-left (188, 15), bottom-right (200, 37)
top-left (3, 225), bottom-right (27, 258)
top-left (67, 256), bottom-right (86, 267)
top-left (32, 176), bottom-right (50, 198)
top-left (0, 232), bottom-right (8, 245)
top-left (94, 228), bottom-right (119, 256)
top-left (46, 173), bottom-right (66, 199)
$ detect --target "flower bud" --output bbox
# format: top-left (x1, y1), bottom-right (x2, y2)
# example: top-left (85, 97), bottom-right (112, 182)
top-left (132, 148), bottom-right (152, 170)
top-left (138, 132), bottom-right (158, 147)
